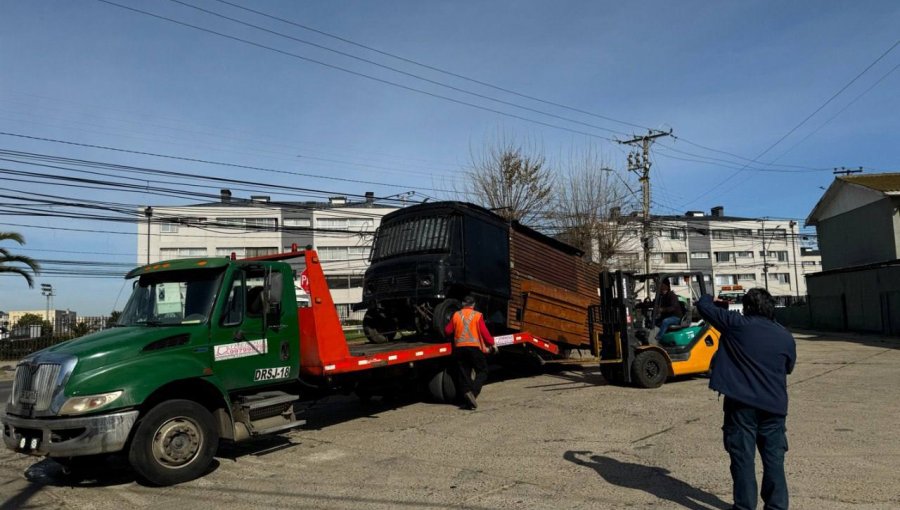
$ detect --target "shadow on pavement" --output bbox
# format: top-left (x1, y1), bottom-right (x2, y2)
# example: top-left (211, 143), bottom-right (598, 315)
top-left (564, 450), bottom-right (730, 510)
top-left (790, 329), bottom-right (900, 350)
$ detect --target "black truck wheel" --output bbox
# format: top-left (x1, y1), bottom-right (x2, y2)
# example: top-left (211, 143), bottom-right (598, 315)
top-left (432, 299), bottom-right (460, 335)
top-left (363, 310), bottom-right (396, 344)
top-left (426, 368), bottom-right (458, 403)
top-left (631, 350), bottom-right (669, 389)
top-left (128, 399), bottom-right (218, 486)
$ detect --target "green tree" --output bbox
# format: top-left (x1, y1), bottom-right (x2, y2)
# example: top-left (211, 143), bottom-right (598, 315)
top-left (107, 310), bottom-right (122, 328)
top-left (14, 313), bottom-right (52, 336)
top-left (70, 322), bottom-right (93, 337)
top-left (0, 232), bottom-right (41, 287)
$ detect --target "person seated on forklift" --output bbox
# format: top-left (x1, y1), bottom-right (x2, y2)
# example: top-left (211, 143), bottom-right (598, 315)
top-left (444, 295), bottom-right (497, 410)
top-left (655, 278), bottom-right (683, 341)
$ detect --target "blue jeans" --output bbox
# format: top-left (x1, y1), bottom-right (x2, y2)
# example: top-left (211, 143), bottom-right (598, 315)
top-left (656, 316), bottom-right (682, 340)
top-left (723, 397), bottom-right (789, 510)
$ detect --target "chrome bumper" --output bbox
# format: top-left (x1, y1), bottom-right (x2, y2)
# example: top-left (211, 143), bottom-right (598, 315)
top-left (1, 409), bottom-right (139, 457)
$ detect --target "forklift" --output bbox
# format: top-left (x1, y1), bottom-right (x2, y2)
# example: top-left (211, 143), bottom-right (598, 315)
top-left (592, 270), bottom-right (720, 388)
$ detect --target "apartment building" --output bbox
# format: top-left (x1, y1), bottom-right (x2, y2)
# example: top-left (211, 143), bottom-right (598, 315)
top-left (608, 206), bottom-right (820, 301)
top-left (137, 189), bottom-right (398, 320)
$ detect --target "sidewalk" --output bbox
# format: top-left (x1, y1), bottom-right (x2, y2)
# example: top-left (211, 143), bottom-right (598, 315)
top-left (0, 362), bottom-right (17, 381)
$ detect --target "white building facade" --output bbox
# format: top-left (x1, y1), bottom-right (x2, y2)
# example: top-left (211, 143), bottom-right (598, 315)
top-left (608, 207), bottom-right (821, 302)
top-left (137, 190), bottom-right (397, 320)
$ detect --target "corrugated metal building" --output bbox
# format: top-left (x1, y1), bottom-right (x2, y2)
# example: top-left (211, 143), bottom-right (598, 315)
top-left (799, 173), bottom-right (900, 334)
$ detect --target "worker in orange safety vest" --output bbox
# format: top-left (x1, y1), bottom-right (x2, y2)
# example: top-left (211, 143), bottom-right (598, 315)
top-left (443, 295), bottom-right (496, 410)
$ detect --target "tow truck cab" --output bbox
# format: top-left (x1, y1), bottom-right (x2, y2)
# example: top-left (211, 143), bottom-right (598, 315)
top-left (1, 255), bottom-right (304, 486)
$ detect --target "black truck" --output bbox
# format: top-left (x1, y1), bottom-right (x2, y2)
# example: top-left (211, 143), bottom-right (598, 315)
top-left (356, 202), bottom-right (601, 347)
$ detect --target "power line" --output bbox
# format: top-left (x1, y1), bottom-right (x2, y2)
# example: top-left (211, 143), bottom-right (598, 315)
top-left (94, 0), bottom-right (619, 143)
top-left (682, 38), bottom-right (900, 207)
top-left (208, 0), bottom-right (653, 132)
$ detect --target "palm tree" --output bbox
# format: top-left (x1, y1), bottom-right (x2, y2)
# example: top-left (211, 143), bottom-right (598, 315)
top-left (0, 232), bottom-right (41, 288)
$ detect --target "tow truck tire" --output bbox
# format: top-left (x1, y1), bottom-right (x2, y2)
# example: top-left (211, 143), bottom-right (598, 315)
top-left (426, 368), bottom-right (457, 403)
top-left (631, 350), bottom-right (668, 389)
top-left (128, 399), bottom-right (218, 486)
top-left (363, 310), bottom-right (395, 344)
top-left (432, 299), bottom-right (460, 335)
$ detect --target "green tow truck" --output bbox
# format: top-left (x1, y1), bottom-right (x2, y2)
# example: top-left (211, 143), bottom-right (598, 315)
top-left (1, 248), bottom-right (560, 485)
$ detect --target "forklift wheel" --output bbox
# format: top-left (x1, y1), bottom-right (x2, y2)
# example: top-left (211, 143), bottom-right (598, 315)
top-left (631, 350), bottom-right (668, 389)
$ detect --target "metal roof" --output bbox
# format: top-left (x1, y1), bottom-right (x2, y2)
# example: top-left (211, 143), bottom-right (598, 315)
top-left (839, 173), bottom-right (900, 194)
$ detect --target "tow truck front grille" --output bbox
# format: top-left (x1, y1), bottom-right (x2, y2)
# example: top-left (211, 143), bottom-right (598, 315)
top-left (11, 363), bottom-right (61, 412)
top-left (371, 274), bottom-right (415, 294)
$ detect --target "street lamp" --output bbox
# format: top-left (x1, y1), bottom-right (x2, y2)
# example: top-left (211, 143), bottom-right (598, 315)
top-left (40, 283), bottom-right (54, 324)
top-left (144, 206), bottom-right (153, 264)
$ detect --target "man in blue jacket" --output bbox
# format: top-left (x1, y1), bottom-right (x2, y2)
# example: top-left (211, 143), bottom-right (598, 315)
top-left (697, 288), bottom-right (796, 510)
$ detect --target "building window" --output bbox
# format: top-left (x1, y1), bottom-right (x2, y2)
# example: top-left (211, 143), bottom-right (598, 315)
top-left (325, 275), bottom-right (366, 290)
top-left (735, 251), bottom-right (754, 259)
top-left (160, 247), bottom-right (207, 258)
top-left (160, 221), bottom-right (178, 233)
top-left (215, 217), bottom-right (277, 230)
top-left (317, 218), bottom-right (375, 231)
top-left (690, 251), bottom-right (710, 259)
top-left (737, 274), bottom-right (756, 281)
top-left (734, 229), bottom-right (752, 238)
top-left (714, 252), bottom-right (733, 263)
top-left (284, 218), bottom-right (311, 228)
top-left (667, 229), bottom-right (686, 240)
top-left (801, 261), bottom-right (819, 267)
top-left (318, 246), bottom-right (372, 261)
top-left (711, 230), bottom-right (733, 240)
top-left (663, 252), bottom-right (687, 264)
top-left (758, 228), bottom-right (787, 240)
top-left (771, 273), bottom-right (791, 284)
top-left (760, 251), bottom-right (789, 262)
top-left (215, 247), bottom-right (278, 258)
top-left (715, 274), bottom-right (738, 286)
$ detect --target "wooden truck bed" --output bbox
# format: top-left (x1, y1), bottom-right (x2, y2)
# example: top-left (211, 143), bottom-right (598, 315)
top-left (507, 228), bottom-right (601, 347)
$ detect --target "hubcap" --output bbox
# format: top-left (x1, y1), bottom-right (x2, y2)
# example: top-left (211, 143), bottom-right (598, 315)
top-left (645, 361), bottom-right (660, 379)
top-left (151, 417), bottom-right (203, 469)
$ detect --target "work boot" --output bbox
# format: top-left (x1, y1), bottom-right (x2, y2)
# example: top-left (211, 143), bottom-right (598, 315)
top-left (464, 391), bottom-right (478, 409)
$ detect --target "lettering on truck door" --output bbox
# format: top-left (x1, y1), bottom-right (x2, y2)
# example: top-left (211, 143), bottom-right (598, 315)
top-left (213, 266), bottom-right (293, 389)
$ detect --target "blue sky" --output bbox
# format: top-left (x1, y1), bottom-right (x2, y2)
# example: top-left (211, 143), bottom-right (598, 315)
top-left (1, 0), bottom-right (898, 315)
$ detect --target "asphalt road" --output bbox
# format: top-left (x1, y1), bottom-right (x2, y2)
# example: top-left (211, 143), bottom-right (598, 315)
top-left (1, 331), bottom-right (898, 509)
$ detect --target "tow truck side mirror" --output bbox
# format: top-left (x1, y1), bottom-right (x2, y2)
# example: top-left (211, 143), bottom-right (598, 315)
top-left (263, 271), bottom-right (283, 327)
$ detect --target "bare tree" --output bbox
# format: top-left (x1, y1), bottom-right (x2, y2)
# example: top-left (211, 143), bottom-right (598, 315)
top-left (550, 147), bottom-right (635, 268)
top-left (462, 137), bottom-right (554, 226)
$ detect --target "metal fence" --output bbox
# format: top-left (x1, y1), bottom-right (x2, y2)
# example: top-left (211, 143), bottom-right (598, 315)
top-left (0, 337), bottom-right (69, 361)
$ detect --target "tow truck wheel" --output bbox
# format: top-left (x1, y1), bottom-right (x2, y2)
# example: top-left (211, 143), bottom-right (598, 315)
top-left (426, 368), bottom-right (457, 403)
top-left (128, 399), bottom-right (218, 486)
top-left (631, 350), bottom-right (668, 389)
top-left (363, 310), bottom-right (396, 344)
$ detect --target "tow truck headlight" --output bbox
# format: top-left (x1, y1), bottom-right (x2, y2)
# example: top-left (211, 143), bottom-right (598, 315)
top-left (59, 391), bottom-right (123, 416)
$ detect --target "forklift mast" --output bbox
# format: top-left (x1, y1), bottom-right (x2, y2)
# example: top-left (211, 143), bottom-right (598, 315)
top-left (595, 270), bottom-right (639, 384)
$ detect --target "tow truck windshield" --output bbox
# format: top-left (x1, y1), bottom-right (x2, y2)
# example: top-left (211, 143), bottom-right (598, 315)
top-left (118, 268), bottom-right (224, 326)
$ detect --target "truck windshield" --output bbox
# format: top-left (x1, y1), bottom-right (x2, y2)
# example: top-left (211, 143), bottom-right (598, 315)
top-left (118, 268), bottom-right (224, 326)
top-left (371, 215), bottom-right (452, 261)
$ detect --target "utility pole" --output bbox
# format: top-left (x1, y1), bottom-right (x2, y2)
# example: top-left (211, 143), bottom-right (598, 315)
top-left (760, 220), bottom-right (769, 291)
top-left (619, 129), bottom-right (672, 296)
top-left (144, 206), bottom-right (153, 264)
top-left (833, 166), bottom-right (863, 177)
top-left (789, 221), bottom-right (801, 299)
